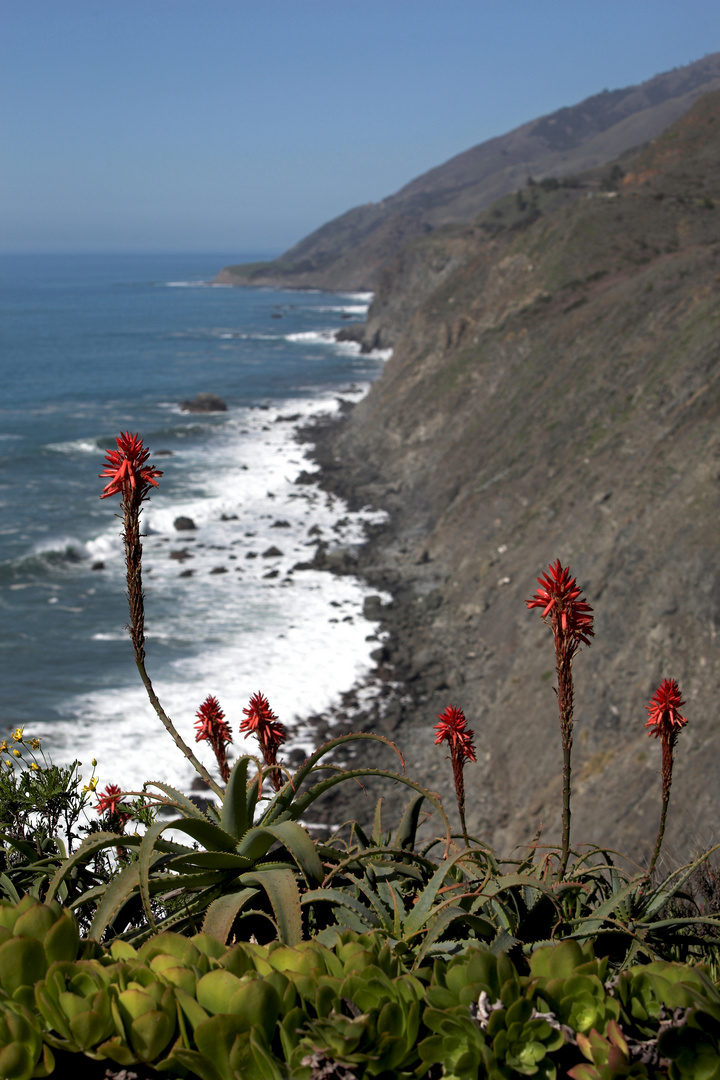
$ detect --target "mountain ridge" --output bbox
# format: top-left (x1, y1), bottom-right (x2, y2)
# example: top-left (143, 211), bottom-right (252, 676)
top-left (216, 53), bottom-right (720, 292)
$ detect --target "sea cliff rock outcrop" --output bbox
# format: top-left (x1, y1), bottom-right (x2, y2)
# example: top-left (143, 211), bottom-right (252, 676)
top-left (307, 91), bottom-right (720, 868)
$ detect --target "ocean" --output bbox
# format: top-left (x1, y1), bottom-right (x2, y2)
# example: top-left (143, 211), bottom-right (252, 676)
top-left (0, 252), bottom-right (390, 795)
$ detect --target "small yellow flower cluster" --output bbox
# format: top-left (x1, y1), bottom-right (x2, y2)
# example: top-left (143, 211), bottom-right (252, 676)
top-left (83, 777), bottom-right (98, 793)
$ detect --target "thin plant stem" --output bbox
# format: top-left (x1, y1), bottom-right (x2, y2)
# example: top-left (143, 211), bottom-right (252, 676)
top-left (557, 648), bottom-right (575, 879)
top-left (560, 739), bottom-right (572, 878)
top-left (647, 734), bottom-right (676, 879)
top-left (134, 655), bottom-right (223, 799)
top-left (120, 491), bottom-right (223, 800)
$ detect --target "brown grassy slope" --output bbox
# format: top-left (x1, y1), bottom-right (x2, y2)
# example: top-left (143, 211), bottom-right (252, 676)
top-left (324, 91), bottom-right (720, 865)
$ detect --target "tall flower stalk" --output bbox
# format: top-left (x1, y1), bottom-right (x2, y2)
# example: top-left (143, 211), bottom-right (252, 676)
top-left (239, 692), bottom-right (286, 792)
top-left (527, 559), bottom-right (594, 877)
top-left (100, 433), bottom-right (222, 798)
top-left (434, 704), bottom-right (476, 842)
top-left (645, 678), bottom-right (688, 877)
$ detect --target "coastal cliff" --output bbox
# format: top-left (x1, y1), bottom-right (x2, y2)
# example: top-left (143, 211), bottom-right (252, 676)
top-left (217, 54), bottom-right (720, 293)
top-left (305, 90), bottom-right (720, 866)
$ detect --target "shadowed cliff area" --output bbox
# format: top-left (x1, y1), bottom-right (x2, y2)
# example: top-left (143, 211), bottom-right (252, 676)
top-left (217, 54), bottom-right (720, 292)
top-left (303, 90), bottom-right (720, 869)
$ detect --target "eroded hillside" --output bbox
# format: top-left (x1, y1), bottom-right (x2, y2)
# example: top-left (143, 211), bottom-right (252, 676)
top-left (313, 91), bottom-right (720, 865)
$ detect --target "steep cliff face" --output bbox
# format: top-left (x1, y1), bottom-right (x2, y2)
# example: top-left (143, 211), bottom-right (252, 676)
top-left (316, 91), bottom-right (720, 866)
top-left (217, 54), bottom-right (720, 292)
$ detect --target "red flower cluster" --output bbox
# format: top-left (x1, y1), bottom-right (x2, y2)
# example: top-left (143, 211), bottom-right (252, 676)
top-left (526, 559), bottom-right (594, 648)
top-left (240, 692), bottom-right (286, 790)
top-left (99, 432), bottom-right (163, 502)
top-left (434, 705), bottom-right (475, 837)
top-left (95, 784), bottom-right (130, 828)
top-left (240, 692), bottom-right (286, 754)
top-left (434, 704), bottom-right (476, 765)
top-left (194, 695), bottom-right (232, 781)
top-left (645, 678), bottom-right (688, 739)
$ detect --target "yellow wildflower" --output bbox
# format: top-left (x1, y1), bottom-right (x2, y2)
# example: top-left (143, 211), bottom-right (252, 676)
top-left (31, 739), bottom-right (41, 750)
top-left (12, 727), bottom-right (24, 742)
top-left (30, 763), bottom-right (39, 771)
top-left (92, 758), bottom-right (97, 767)
top-left (4, 760), bottom-right (11, 767)
top-left (12, 749), bottom-right (21, 757)
top-left (83, 778), bottom-right (98, 793)
top-left (0, 741), bottom-right (6, 753)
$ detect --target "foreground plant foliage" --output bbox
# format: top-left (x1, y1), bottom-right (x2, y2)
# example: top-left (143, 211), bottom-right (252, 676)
top-left (2, 898), bottom-right (720, 1079)
top-left (3, 431), bottom-right (720, 1076)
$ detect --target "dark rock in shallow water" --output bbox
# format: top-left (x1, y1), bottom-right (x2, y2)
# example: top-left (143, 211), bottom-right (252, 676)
top-left (173, 516), bottom-right (196, 532)
top-left (169, 549), bottom-right (193, 561)
top-left (262, 546), bottom-right (283, 558)
top-left (179, 393), bottom-right (227, 413)
top-left (210, 566), bottom-right (228, 574)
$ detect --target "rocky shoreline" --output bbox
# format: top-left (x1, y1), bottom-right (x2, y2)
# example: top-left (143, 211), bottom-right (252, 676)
top-left (292, 408), bottom-right (468, 837)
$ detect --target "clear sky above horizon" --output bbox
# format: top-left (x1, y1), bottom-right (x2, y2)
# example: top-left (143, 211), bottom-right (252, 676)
top-left (2, 1), bottom-right (718, 256)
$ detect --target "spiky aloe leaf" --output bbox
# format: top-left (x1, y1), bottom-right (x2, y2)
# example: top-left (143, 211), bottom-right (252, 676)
top-left (403, 848), bottom-right (484, 936)
top-left (45, 833), bottom-right (142, 902)
top-left (393, 793), bottom-right (426, 851)
top-left (143, 781), bottom-right (209, 821)
top-left (167, 852), bottom-right (254, 872)
top-left (271, 766), bottom-right (451, 846)
top-left (88, 860), bottom-right (141, 940)
top-left (238, 869), bottom-right (302, 945)
top-left (570, 879), bottom-right (640, 940)
top-left (202, 887), bottom-right (261, 944)
top-left (261, 732), bottom-right (405, 822)
top-left (219, 757), bottom-right (252, 839)
top-left (137, 817), bottom-right (239, 931)
top-left (300, 887), bottom-right (380, 929)
top-left (235, 821), bottom-right (323, 885)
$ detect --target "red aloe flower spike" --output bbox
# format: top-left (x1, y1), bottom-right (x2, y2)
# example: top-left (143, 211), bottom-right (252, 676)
top-left (527, 560), bottom-right (594, 878)
top-left (95, 784), bottom-right (131, 830)
top-left (194, 695), bottom-right (232, 782)
top-left (99, 432), bottom-right (163, 503)
top-left (645, 678), bottom-right (687, 738)
top-left (98, 435), bottom-right (223, 801)
top-left (646, 679), bottom-right (687, 877)
top-left (240, 692), bottom-right (286, 791)
top-left (434, 705), bottom-right (475, 840)
top-left (526, 558), bottom-right (594, 649)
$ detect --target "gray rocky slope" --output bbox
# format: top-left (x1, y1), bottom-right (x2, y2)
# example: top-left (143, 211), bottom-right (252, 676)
top-left (299, 91), bottom-right (720, 871)
top-left (217, 53), bottom-right (720, 293)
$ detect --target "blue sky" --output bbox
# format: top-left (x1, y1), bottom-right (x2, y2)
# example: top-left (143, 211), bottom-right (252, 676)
top-left (1, 1), bottom-right (718, 255)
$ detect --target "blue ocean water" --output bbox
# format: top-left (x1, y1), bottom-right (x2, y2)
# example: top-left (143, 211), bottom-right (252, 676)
top-left (0, 253), bottom-right (389, 790)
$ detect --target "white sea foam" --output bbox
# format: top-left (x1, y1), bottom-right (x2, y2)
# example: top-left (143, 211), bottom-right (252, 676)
top-left (46, 439), bottom-right (99, 455)
top-left (52, 390), bottom-right (391, 793)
